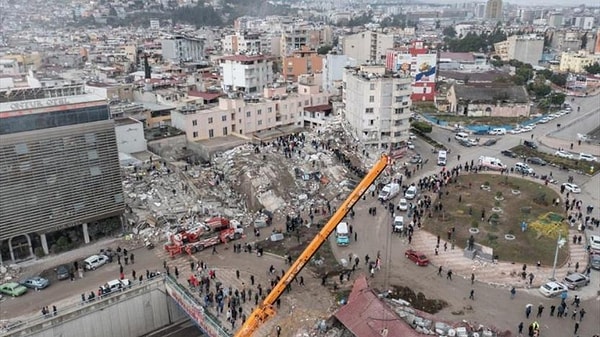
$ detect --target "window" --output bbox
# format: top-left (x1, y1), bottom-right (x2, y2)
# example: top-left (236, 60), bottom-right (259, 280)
top-left (208, 117), bottom-right (213, 124)
top-left (223, 127), bottom-right (228, 136)
top-left (369, 96), bottom-right (375, 102)
top-left (257, 109), bottom-right (262, 115)
top-left (370, 83), bottom-right (375, 90)
top-left (14, 143), bottom-right (28, 155)
top-left (192, 120), bottom-right (198, 126)
top-left (369, 120), bottom-right (375, 126)
top-left (394, 108), bottom-right (404, 114)
top-left (84, 133), bottom-right (96, 145)
top-left (208, 129), bottom-right (214, 138)
top-left (395, 96), bottom-right (403, 103)
top-left (193, 131), bottom-right (198, 138)
top-left (297, 102), bottom-right (301, 107)
top-left (258, 120), bottom-right (263, 125)
top-left (394, 120), bottom-right (403, 126)
top-left (268, 107), bottom-right (272, 113)
top-left (87, 150), bottom-right (98, 160)
top-left (246, 111), bottom-right (251, 117)
top-left (304, 100), bottom-right (309, 105)
top-left (89, 166), bottom-right (101, 176)
top-left (365, 108), bottom-right (374, 114)
top-left (394, 131), bottom-right (402, 137)
top-left (222, 115), bottom-right (227, 121)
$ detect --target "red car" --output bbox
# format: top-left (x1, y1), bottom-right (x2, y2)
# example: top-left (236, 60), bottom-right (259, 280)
top-left (405, 249), bottom-right (429, 266)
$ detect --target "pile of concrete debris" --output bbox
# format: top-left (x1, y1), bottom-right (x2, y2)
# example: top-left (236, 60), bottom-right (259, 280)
top-left (121, 117), bottom-right (370, 244)
top-left (386, 298), bottom-right (502, 337)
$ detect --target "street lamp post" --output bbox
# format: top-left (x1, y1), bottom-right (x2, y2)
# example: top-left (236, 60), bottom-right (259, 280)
top-left (550, 232), bottom-right (566, 281)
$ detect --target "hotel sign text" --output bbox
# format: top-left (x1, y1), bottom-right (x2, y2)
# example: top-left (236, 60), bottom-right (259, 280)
top-left (9, 98), bottom-right (71, 111)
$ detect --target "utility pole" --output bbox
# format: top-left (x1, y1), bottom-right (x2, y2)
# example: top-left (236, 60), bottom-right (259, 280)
top-left (550, 232), bottom-right (566, 281)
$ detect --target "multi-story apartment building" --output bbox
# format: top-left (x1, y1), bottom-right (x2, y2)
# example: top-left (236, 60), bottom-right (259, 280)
top-left (0, 84), bottom-right (124, 263)
top-left (161, 35), bottom-right (205, 64)
top-left (385, 41), bottom-right (438, 102)
top-left (343, 65), bottom-right (412, 151)
top-left (494, 35), bottom-right (543, 66)
top-left (222, 32), bottom-right (263, 55)
top-left (485, 0), bottom-right (502, 20)
top-left (322, 54), bottom-right (352, 93)
top-left (220, 54), bottom-right (274, 94)
top-left (559, 50), bottom-right (600, 73)
top-left (342, 31), bottom-right (394, 65)
top-left (282, 47), bottom-right (323, 82)
top-left (171, 82), bottom-right (330, 141)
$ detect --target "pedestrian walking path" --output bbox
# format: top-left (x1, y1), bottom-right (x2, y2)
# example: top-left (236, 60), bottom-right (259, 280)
top-left (406, 227), bottom-right (589, 289)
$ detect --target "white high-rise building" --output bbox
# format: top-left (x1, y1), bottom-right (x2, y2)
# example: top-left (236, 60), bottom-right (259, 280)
top-left (343, 65), bottom-right (412, 151)
top-left (161, 35), bottom-right (205, 64)
top-left (220, 55), bottom-right (274, 93)
top-left (342, 31), bottom-right (394, 65)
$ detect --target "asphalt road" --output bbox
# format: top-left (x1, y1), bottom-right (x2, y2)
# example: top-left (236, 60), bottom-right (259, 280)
top-left (328, 95), bottom-right (600, 337)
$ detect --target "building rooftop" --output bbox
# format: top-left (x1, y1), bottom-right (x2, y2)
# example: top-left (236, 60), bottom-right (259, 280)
top-left (188, 90), bottom-right (223, 100)
top-left (220, 54), bottom-right (271, 62)
top-left (453, 84), bottom-right (529, 104)
top-left (114, 117), bottom-right (141, 126)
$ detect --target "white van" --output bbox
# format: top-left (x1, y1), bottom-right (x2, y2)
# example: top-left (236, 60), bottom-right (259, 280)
top-left (393, 216), bottom-right (404, 232)
top-left (336, 222), bottom-right (350, 246)
top-left (489, 128), bottom-right (506, 135)
top-left (404, 185), bottom-right (418, 200)
top-left (437, 150), bottom-right (447, 166)
top-left (478, 156), bottom-right (507, 171)
top-left (378, 183), bottom-right (400, 201)
top-left (84, 254), bottom-right (109, 271)
top-left (454, 132), bottom-right (469, 141)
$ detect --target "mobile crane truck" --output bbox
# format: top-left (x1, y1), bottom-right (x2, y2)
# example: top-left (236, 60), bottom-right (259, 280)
top-left (235, 154), bottom-right (390, 336)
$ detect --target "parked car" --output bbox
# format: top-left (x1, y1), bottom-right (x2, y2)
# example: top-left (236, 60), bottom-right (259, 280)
top-left (55, 265), bottom-right (70, 281)
top-left (409, 155), bottom-right (422, 164)
top-left (404, 249), bottom-right (429, 266)
top-left (514, 162), bottom-right (534, 175)
top-left (563, 273), bottom-right (590, 290)
top-left (523, 140), bottom-right (538, 149)
top-left (459, 139), bottom-right (472, 147)
top-left (562, 183), bottom-right (581, 194)
top-left (398, 198), bottom-right (408, 211)
top-left (0, 282), bottom-right (28, 297)
top-left (501, 150), bottom-right (518, 158)
top-left (590, 253), bottom-right (600, 270)
top-left (578, 153), bottom-right (598, 162)
top-left (539, 281), bottom-right (568, 297)
top-left (483, 139), bottom-right (497, 146)
top-left (589, 235), bottom-right (600, 252)
top-left (527, 157), bottom-right (547, 166)
top-left (20, 276), bottom-right (50, 290)
top-left (554, 150), bottom-right (573, 159)
top-left (407, 141), bottom-right (415, 150)
top-left (84, 254), bottom-right (109, 271)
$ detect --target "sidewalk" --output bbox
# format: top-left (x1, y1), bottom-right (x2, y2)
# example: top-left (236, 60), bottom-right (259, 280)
top-left (538, 135), bottom-right (599, 157)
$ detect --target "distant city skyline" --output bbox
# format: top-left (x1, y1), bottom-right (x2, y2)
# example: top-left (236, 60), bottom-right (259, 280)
top-left (425, 0), bottom-right (598, 7)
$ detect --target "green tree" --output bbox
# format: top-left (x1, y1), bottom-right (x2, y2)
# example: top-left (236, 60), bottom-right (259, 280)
top-left (411, 121), bottom-right (432, 133)
top-left (584, 62), bottom-right (600, 74)
top-left (317, 45), bottom-right (333, 55)
top-left (536, 69), bottom-right (553, 79)
top-left (549, 93), bottom-right (566, 106)
top-left (549, 73), bottom-right (567, 87)
top-left (442, 26), bottom-right (456, 38)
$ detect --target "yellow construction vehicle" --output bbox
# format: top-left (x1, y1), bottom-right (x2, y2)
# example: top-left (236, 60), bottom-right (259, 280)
top-left (235, 154), bottom-right (390, 337)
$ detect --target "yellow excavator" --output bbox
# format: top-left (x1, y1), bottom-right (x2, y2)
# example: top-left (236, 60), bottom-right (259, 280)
top-left (235, 154), bottom-right (390, 336)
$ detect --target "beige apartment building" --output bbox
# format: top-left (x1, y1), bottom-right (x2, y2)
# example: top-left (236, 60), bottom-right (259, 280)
top-left (342, 31), bottom-right (394, 65)
top-left (171, 83), bottom-right (329, 141)
top-left (559, 50), bottom-right (600, 73)
top-left (343, 65), bottom-right (412, 151)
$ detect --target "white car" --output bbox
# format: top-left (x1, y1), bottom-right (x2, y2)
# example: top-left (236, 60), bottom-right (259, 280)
top-left (407, 141), bottom-right (415, 150)
top-left (539, 281), bottom-right (568, 297)
top-left (562, 183), bottom-right (581, 194)
top-left (509, 128), bottom-right (522, 134)
top-left (538, 117), bottom-right (550, 124)
top-left (398, 198), bottom-right (408, 211)
top-left (589, 235), bottom-right (600, 252)
top-left (578, 153), bottom-right (598, 162)
top-left (554, 150), bottom-right (573, 159)
top-left (521, 125), bottom-right (534, 132)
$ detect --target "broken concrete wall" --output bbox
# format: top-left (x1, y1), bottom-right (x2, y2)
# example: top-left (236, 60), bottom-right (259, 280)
top-left (147, 135), bottom-right (187, 160)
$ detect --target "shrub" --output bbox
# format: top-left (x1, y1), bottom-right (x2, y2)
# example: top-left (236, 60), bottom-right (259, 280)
top-left (411, 121), bottom-right (433, 133)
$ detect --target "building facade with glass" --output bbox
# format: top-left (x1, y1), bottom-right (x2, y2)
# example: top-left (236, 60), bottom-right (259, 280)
top-left (0, 85), bottom-right (124, 263)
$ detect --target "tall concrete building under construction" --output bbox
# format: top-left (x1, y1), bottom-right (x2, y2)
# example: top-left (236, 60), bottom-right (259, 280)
top-left (0, 83), bottom-right (124, 263)
top-left (485, 0), bottom-right (503, 20)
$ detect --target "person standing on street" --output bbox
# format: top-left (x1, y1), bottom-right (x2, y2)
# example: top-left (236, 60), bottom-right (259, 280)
top-left (469, 289), bottom-right (474, 300)
top-left (518, 322), bottom-right (523, 335)
top-left (510, 287), bottom-right (516, 299)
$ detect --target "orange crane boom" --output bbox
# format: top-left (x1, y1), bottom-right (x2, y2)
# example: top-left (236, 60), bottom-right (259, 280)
top-left (235, 154), bottom-right (390, 336)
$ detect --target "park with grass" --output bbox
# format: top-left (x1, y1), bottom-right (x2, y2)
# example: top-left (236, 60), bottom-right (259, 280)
top-left (426, 174), bottom-right (569, 266)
